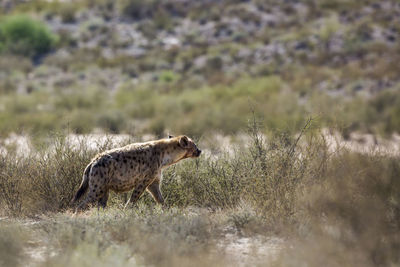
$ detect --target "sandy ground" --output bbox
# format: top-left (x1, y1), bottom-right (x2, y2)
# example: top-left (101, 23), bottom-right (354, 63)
top-left (0, 215), bottom-right (284, 267)
top-left (1, 131), bottom-right (399, 157)
top-left (321, 129), bottom-right (400, 156)
top-left (218, 227), bottom-right (284, 266)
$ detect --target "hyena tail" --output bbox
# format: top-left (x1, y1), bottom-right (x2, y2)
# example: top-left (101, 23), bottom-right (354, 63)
top-left (71, 163), bottom-right (91, 204)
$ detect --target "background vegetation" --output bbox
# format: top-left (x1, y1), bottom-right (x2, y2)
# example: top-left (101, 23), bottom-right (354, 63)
top-left (0, 0), bottom-right (399, 137)
top-left (0, 0), bottom-right (399, 266)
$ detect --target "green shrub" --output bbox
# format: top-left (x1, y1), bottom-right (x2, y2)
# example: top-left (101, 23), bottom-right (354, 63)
top-left (159, 70), bottom-right (179, 83)
top-left (0, 15), bottom-right (57, 58)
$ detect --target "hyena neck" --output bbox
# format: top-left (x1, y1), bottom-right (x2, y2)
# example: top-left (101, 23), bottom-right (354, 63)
top-left (160, 150), bottom-right (185, 168)
top-left (155, 140), bottom-right (186, 168)
top-left (161, 154), bottom-right (174, 168)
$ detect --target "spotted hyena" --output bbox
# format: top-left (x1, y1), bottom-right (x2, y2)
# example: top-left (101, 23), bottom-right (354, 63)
top-left (72, 135), bottom-right (201, 210)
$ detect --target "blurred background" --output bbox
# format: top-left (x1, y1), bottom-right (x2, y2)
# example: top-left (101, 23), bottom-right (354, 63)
top-left (0, 0), bottom-right (399, 140)
top-left (1, 2), bottom-right (400, 266)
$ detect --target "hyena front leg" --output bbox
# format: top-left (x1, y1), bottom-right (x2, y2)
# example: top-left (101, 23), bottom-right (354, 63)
top-left (146, 179), bottom-right (164, 205)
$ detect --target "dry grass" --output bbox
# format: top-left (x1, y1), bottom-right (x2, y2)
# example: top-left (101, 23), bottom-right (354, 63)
top-left (0, 121), bottom-right (399, 266)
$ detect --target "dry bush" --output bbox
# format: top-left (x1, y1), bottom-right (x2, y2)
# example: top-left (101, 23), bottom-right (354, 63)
top-left (287, 151), bottom-right (400, 266)
top-left (0, 156), bottom-right (25, 215)
top-left (0, 135), bottom-right (126, 216)
top-left (162, 117), bottom-right (330, 226)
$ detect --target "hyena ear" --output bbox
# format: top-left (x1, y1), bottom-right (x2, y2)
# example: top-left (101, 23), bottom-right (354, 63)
top-left (179, 136), bottom-right (189, 148)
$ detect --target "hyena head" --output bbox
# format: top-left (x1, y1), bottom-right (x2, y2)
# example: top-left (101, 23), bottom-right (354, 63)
top-left (177, 135), bottom-right (202, 158)
top-left (169, 135), bottom-right (201, 159)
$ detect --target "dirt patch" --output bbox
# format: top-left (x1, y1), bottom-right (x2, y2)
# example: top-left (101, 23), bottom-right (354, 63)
top-left (217, 226), bottom-right (284, 266)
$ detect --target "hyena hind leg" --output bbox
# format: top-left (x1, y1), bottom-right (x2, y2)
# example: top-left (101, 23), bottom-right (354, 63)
top-left (98, 190), bottom-right (109, 208)
top-left (76, 195), bottom-right (95, 211)
top-left (76, 186), bottom-right (106, 211)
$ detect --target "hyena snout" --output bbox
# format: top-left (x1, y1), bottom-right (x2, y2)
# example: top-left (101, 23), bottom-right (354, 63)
top-left (194, 148), bottom-right (202, 157)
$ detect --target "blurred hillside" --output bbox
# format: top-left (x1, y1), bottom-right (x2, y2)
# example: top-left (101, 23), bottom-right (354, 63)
top-left (0, 0), bottom-right (400, 137)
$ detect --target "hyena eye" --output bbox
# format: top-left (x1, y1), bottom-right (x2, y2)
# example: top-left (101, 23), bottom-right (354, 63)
top-left (168, 135), bottom-right (174, 139)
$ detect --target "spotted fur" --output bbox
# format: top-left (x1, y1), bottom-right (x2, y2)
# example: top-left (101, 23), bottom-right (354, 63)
top-left (72, 135), bottom-right (201, 210)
